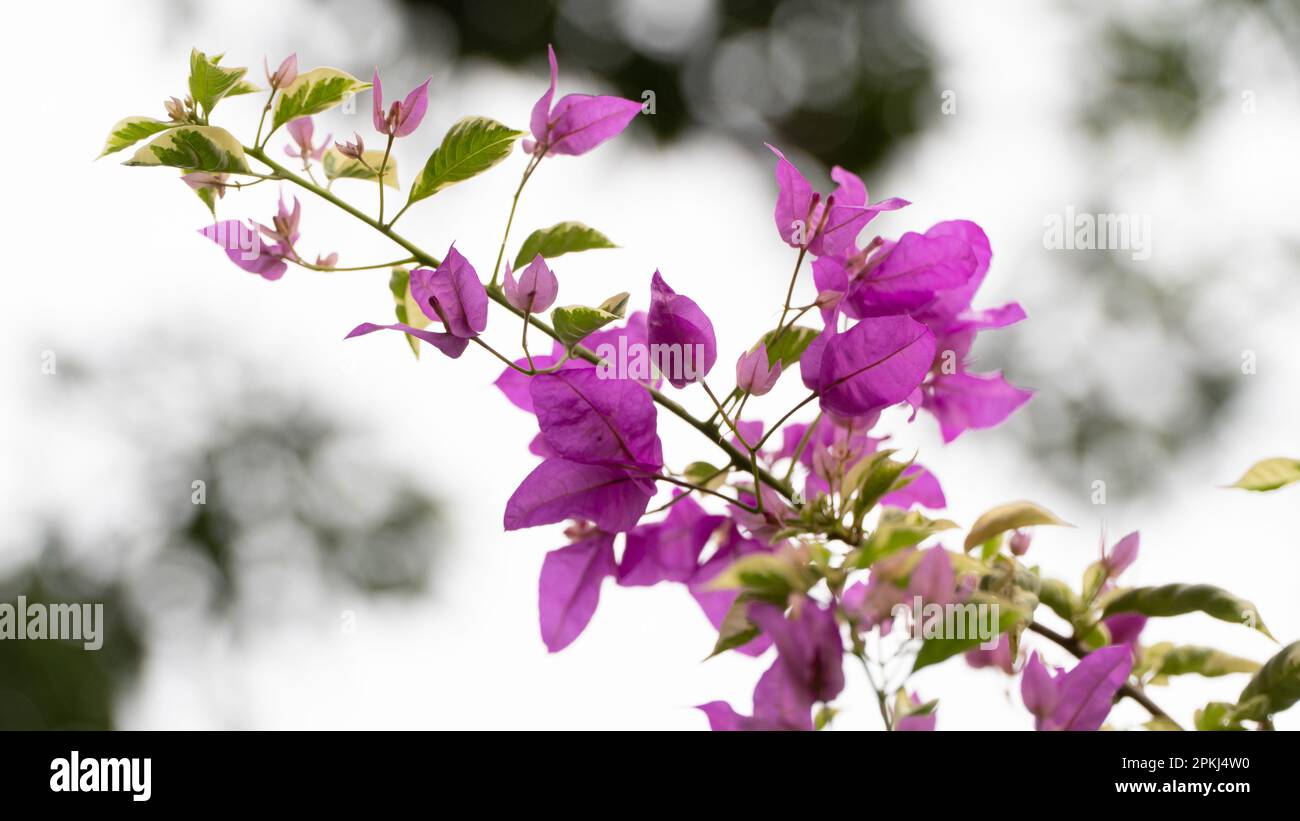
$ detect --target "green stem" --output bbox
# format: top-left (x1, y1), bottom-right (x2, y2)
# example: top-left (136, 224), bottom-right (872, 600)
top-left (491, 153), bottom-right (542, 288)
top-left (377, 134), bottom-right (394, 223)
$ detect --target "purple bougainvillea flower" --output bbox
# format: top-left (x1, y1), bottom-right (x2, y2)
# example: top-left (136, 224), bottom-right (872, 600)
top-left (199, 220), bottom-right (286, 280)
top-left (767, 144), bottom-right (908, 257)
top-left (198, 195), bottom-right (303, 281)
top-left (618, 495), bottom-right (726, 586)
top-left (503, 458), bottom-right (654, 533)
top-left (698, 600), bottom-right (845, 731)
top-left (1103, 531), bottom-right (1140, 579)
top-left (345, 246), bottom-right (487, 358)
top-left (922, 371), bottom-right (1032, 443)
top-left (1103, 613), bottom-right (1147, 650)
top-left (895, 692), bottom-right (937, 732)
top-left (538, 532), bottom-right (616, 652)
top-left (735, 343), bottom-right (782, 397)
top-left (372, 69), bottom-right (432, 138)
top-left (343, 322), bottom-right (469, 358)
top-left (730, 419), bottom-right (764, 452)
top-left (502, 254), bottom-right (559, 314)
top-left (749, 600), bottom-right (845, 704)
top-left (495, 340), bottom-right (569, 413)
top-left (879, 465), bottom-right (946, 510)
top-left (965, 633), bottom-right (1017, 674)
top-left (1021, 646), bottom-right (1133, 731)
top-left (285, 116), bottom-right (329, 162)
top-left (647, 271), bottom-right (717, 388)
top-left (842, 227), bottom-right (979, 317)
top-left (525, 45), bottom-right (642, 158)
top-left (817, 315), bottom-right (936, 417)
top-left (411, 246), bottom-right (488, 338)
top-left (529, 368), bottom-right (663, 472)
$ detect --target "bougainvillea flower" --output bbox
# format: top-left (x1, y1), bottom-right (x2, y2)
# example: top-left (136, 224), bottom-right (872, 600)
top-left (647, 271), bottom-right (717, 388)
top-left (879, 465), bottom-right (946, 510)
top-left (529, 368), bottom-right (663, 472)
top-left (265, 53), bottom-right (298, 89)
top-left (199, 219), bottom-right (285, 280)
top-left (841, 227), bottom-right (979, 317)
top-left (1021, 646), bottom-right (1133, 731)
top-left (1102, 613), bottom-right (1147, 650)
top-left (538, 532), bottom-right (616, 652)
top-left (895, 692), bottom-right (937, 731)
top-left (372, 69), bottom-right (432, 138)
top-left (735, 344), bottom-right (782, 397)
top-left (504, 458), bottom-right (654, 533)
top-left (749, 600), bottom-right (845, 704)
top-left (965, 633), bottom-right (1017, 674)
top-left (698, 657), bottom-right (815, 731)
top-left (1103, 531), bottom-right (1140, 578)
top-left (618, 495), bottom-right (726, 586)
top-left (767, 144), bottom-right (908, 257)
top-left (843, 547), bottom-right (957, 634)
top-left (502, 254), bottom-right (559, 314)
top-left (345, 246), bottom-right (487, 358)
top-left (922, 371), bottom-right (1032, 443)
top-left (816, 314), bottom-right (936, 417)
top-left (343, 321), bottom-right (469, 358)
top-left (410, 246), bottom-right (488, 337)
top-left (183, 171), bottom-right (230, 198)
top-left (335, 133), bottom-right (365, 159)
top-left (285, 116), bottom-right (329, 162)
top-left (525, 45), bottom-right (642, 157)
top-left (198, 195), bottom-right (302, 281)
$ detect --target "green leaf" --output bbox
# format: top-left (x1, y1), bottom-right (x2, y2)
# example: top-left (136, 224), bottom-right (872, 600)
top-left (912, 597), bottom-right (1023, 673)
top-left (98, 117), bottom-right (177, 158)
top-left (226, 79), bottom-right (262, 98)
top-left (1140, 643), bottom-right (1260, 679)
top-left (1037, 578), bottom-right (1082, 621)
top-left (1194, 701), bottom-right (1246, 731)
top-left (1101, 583), bottom-right (1274, 639)
top-left (708, 593), bottom-right (762, 658)
top-left (1229, 457), bottom-right (1300, 492)
top-left (188, 49), bottom-right (249, 116)
top-left (551, 304), bottom-right (619, 348)
top-left (192, 183), bottom-right (218, 216)
top-left (409, 116), bottom-right (524, 204)
top-left (272, 67), bottom-right (371, 131)
top-left (706, 552), bottom-right (811, 603)
top-left (388, 268), bottom-right (429, 359)
top-left (963, 500), bottom-right (1072, 552)
top-left (851, 508), bottom-right (958, 568)
top-left (321, 146), bottom-right (398, 188)
top-left (757, 325), bottom-right (820, 368)
top-left (598, 291), bottom-right (629, 318)
top-left (512, 221), bottom-right (618, 271)
top-left (124, 126), bottom-right (250, 173)
top-left (845, 452), bottom-right (913, 528)
top-left (683, 461), bottom-right (728, 491)
top-left (1235, 641), bottom-right (1300, 720)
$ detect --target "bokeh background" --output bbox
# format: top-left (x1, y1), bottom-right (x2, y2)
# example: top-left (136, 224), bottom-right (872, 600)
top-left (2, 0), bottom-right (1298, 729)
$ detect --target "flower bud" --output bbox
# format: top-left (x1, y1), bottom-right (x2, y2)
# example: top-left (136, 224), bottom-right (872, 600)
top-left (335, 133), bottom-right (365, 159)
top-left (502, 254), bottom-right (559, 314)
top-left (266, 53), bottom-right (298, 89)
top-left (735, 343), bottom-right (782, 396)
top-left (1009, 529), bottom-right (1032, 556)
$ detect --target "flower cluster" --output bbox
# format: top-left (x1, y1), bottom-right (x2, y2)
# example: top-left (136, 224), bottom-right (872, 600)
top-left (103, 44), bottom-right (1299, 732)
